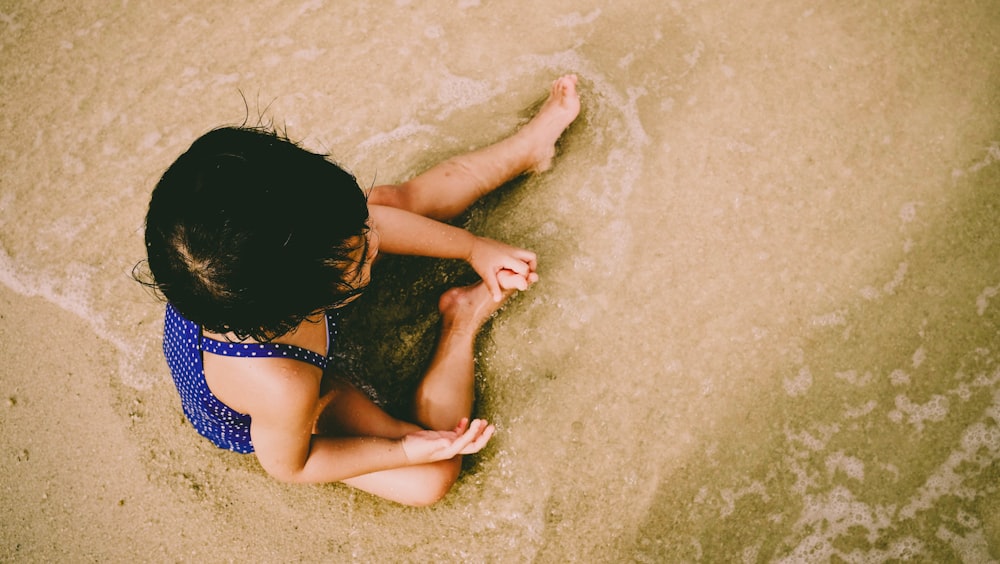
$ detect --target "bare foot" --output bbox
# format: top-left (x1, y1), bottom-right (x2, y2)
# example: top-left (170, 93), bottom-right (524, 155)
top-left (439, 282), bottom-right (511, 335)
top-left (520, 74), bottom-right (581, 173)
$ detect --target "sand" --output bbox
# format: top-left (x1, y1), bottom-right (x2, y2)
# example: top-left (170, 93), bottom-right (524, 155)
top-left (2, 1), bottom-right (999, 561)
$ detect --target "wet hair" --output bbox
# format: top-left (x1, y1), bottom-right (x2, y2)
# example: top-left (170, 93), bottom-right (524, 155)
top-left (138, 126), bottom-right (370, 342)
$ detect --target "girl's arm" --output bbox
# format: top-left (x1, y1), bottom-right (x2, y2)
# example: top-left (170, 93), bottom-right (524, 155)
top-left (369, 204), bottom-right (538, 300)
top-left (247, 366), bottom-right (491, 484)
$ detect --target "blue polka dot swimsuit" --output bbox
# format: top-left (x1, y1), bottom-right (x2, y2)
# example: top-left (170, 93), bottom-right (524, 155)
top-left (162, 303), bottom-right (338, 453)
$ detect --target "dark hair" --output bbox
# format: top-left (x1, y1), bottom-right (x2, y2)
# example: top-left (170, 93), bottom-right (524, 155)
top-left (139, 126), bottom-right (370, 341)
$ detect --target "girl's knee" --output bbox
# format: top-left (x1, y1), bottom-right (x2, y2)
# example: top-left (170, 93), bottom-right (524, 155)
top-left (404, 460), bottom-right (461, 507)
top-left (405, 482), bottom-right (451, 507)
top-left (368, 184), bottom-right (411, 210)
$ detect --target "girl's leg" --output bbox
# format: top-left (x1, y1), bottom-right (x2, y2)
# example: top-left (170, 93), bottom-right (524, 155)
top-left (315, 282), bottom-right (507, 506)
top-left (411, 282), bottom-right (506, 430)
top-left (314, 380), bottom-right (462, 506)
top-left (368, 74), bottom-right (580, 221)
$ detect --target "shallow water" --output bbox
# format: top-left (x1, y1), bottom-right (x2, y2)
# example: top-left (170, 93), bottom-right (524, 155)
top-left (2, 0), bottom-right (999, 561)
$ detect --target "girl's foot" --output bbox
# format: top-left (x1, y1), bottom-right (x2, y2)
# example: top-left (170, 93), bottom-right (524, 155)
top-left (439, 282), bottom-right (511, 335)
top-left (520, 74), bottom-right (581, 173)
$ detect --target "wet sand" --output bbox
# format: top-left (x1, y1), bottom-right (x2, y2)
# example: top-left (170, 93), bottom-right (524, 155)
top-left (2, 1), bottom-right (999, 561)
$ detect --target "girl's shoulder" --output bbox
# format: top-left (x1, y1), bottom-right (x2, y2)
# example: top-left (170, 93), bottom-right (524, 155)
top-left (202, 334), bottom-right (326, 419)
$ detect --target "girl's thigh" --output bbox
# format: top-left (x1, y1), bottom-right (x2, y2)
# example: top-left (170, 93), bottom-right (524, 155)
top-left (317, 378), bottom-right (462, 505)
top-left (315, 377), bottom-right (422, 439)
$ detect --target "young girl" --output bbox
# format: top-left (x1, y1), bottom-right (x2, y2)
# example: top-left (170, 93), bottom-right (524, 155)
top-left (141, 75), bottom-right (580, 506)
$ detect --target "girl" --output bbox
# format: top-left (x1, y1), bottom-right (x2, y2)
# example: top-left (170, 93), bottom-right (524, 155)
top-left (141, 75), bottom-right (580, 506)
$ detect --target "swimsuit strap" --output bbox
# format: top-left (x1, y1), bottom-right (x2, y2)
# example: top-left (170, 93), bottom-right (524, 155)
top-left (199, 335), bottom-right (329, 370)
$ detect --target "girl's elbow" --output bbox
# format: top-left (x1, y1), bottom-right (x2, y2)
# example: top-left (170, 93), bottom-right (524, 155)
top-left (258, 459), bottom-right (310, 484)
top-left (265, 468), bottom-right (303, 484)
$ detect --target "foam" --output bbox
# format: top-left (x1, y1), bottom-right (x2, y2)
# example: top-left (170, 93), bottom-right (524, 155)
top-left (435, 72), bottom-right (501, 118)
top-left (778, 486), bottom-right (907, 563)
top-left (784, 422), bottom-right (840, 453)
top-left (718, 480), bottom-right (770, 518)
top-left (859, 197), bottom-right (922, 302)
top-left (783, 366), bottom-right (813, 397)
top-left (422, 25), bottom-right (443, 39)
top-left (0, 10), bottom-right (23, 32)
top-left (898, 389), bottom-right (1000, 520)
top-left (521, 48), bottom-right (651, 152)
top-left (810, 309), bottom-right (846, 327)
top-left (975, 284), bottom-right (998, 316)
top-left (898, 201), bottom-right (918, 223)
top-left (554, 10), bottom-right (601, 28)
top-left (740, 543), bottom-right (761, 564)
top-left (881, 261), bottom-right (908, 295)
top-left (935, 526), bottom-right (995, 563)
top-left (824, 451), bottom-right (865, 482)
top-left (888, 394), bottom-right (949, 430)
top-left (834, 370), bottom-right (873, 387)
top-left (889, 369), bottom-right (910, 386)
top-left (0, 247), bottom-right (149, 389)
top-left (842, 400), bottom-right (877, 419)
top-left (952, 382), bottom-right (973, 401)
top-left (291, 47), bottom-right (326, 61)
top-left (859, 285), bottom-right (880, 300)
top-left (953, 141), bottom-right (1000, 179)
top-left (354, 121), bottom-right (438, 154)
top-left (972, 367), bottom-right (1000, 388)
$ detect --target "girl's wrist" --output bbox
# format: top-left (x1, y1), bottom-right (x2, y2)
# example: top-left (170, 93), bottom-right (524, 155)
top-left (464, 235), bottom-right (480, 264)
top-left (396, 436), bottom-right (412, 465)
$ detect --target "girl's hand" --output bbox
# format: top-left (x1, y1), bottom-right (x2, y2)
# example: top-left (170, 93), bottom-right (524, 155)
top-left (468, 237), bottom-right (538, 301)
top-left (400, 418), bottom-right (496, 465)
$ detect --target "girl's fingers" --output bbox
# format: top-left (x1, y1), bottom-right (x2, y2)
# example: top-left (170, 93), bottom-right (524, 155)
top-left (482, 275), bottom-right (503, 302)
top-left (447, 420), bottom-right (481, 454)
top-left (460, 419), bottom-right (487, 441)
top-left (511, 249), bottom-right (537, 271)
top-left (522, 253), bottom-right (538, 273)
top-left (459, 423), bottom-right (495, 454)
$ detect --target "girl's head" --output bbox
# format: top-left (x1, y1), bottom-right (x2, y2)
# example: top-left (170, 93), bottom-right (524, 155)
top-left (141, 126), bottom-right (371, 342)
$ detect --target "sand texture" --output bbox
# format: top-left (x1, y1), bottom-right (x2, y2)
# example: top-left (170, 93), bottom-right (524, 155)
top-left (2, 1), bottom-right (999, 561)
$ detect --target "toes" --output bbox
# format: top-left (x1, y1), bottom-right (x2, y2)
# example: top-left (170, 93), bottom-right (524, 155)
top-left (552, 74), bottom-right (578, 99)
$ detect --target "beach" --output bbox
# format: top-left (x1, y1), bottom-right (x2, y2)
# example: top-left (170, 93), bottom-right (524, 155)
top-left (2, 1), bottom-right (999, 561)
